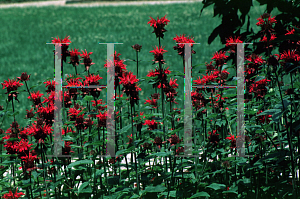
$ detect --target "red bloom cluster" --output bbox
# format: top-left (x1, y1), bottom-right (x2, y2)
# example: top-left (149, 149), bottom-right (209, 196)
top-left (158, 78), bottom-right (179, 104)
top-left (51, 35), bottom-right (71, 63)
top-left (21, 151), bottom-right (37, 172)
top-left (226, 133), bottom-right (236, 149)
top-left (257, 110), bottom-right (272, 124)
top-left (212, 51), bottom-right (229, 67)
top-left (27, 120), bottom-right (53, 142)
top-left (149, 46), bottom-right (167, 64)
top-left (152, 136), bottom-right (166, 150)
top-left (68, 104), bottom-right (91, 130)
top-left (256, 13), bottom-right (277, 32)
top-left (119, 72), bottom-right (141, 106)
top-left (191, 90), bottom-right (207, 114)
top-left (69, 48), bottom-right (81, 68)
top-left (249, 78), bottom-right (271, 99)
top-left (144, 97), bottom-right (158, 109)
top-left (1, 188), bottom-right (25, 199)
top-left (226, 36), bottom-right (243, 53)
top-left (147, 67), bottom-right (171, 89)
top-left (208, 130), bottom-right (220, 146)
top-left (28, 91), bottom-right (43, 107)
top-left (104, 51), bottom-right (128, 87)
top-left (80, 49), bottom-right (95, 72)
top-left (245, 54), bottom-right (265, 82)
top-left (143, 120), bottom-right (158, 130)
top-left (168, 134), bottom-right (181, 146)
top-left (173, 34), bottom-right (196, 57)
top-left (96, 111), bottom-right (107, 128)
top-left (148, 15), bottom-right (170, 39)
top-left (1, 78), bottom-right (23, 102)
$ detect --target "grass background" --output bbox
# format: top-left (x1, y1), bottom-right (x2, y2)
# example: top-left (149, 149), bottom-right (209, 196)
top-left (0, 1), bottom-right (268, 132)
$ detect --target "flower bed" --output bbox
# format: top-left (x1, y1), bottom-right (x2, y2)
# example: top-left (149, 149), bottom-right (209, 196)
top-left (0, 7), bottom-right (300, 199)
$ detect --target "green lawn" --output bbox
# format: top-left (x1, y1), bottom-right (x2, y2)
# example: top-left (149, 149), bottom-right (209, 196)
top-left (0, 1), bottom-right (267, 131)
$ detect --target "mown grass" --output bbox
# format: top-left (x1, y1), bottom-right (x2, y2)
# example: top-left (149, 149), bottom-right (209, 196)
top-left (0, 1), bottom-right (267, 131)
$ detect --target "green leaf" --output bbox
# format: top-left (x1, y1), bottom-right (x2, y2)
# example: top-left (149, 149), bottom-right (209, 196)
top-left (67, 160), bottom-right (93, 169)
top-left (144, 185), bottom-right (167, 193)
top-left (190, 192), bottom-right (210, 198)
top-left (151, 152), bottom-right (172, 157)
top-left (207, 183), bottom-right (226, 190)
top-left (78, 182), bottom-right (91, 194)
top-left (31, 170), bottom-right (41, 182)
top-left (83, 95), bottom-right (94, 102)
top-left (130, 195), bottom-right (140, 199)
top-left (255, 75), bottom-right (266, 82)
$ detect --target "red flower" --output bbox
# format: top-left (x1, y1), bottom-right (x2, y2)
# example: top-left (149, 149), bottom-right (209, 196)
top-left (51, 35), bottom-right (71, 45)
top-left (51, 35), bottom-right (71, 63)
top-left (173, 34), bottom-right (196, 57)
top-left (211, 51), bottom-right (228, 67)
top-left (168, 134), bottom-right (181, 146)
top-left (257, 110), bottom-right (272, 124)
top-left (208, 130), bottom-right (220, 146)
top-left (21, 152), bottom-right (37, 172)
top-left (96, 111), bottom-right (107, 128)
top-left (1, 78), bottom-right (23, 102)
top-left (62, 141), bottom-right (74, 155)
top-left (280, 49), bottom-right (300, 63)
top-left (27, 120), bottom-right (53, 142)
top-left (256, 13), bottom-right (276, 31)
top-left (2, 188), bottom-right (25, 199)
top-left (84, 74), bottom-right (103, 94)
top-left (28, 91), bottom-right (43, 106)
top-left (152, 136), bottom-right (166, 150)
top-left (144, 97), bottom-right (158, 109)
top-left (143, 120), bottom-right (158, 130)
top-left (119, 72), bottom-right (141, 106)
top-left (37, 102), bottom-right (55, 126)
top-left (226, 133), bottom-right (236, 149)
top-left (169, 78), bottom-right (178, 89)
top-left (226, 36), bottom-right (243, 53)
top-left (44, 80), bottom-right (56, 94)
top-left (14, 139), bottom-right (33, 154)
top-left (127, 134), bottom-right (133, 145)
top-left (149, 46), bottom-right (167, 64)
top-left (62, 127), bottom-right (75, 135)
top-left (69, 48), bottom-right (81, 67)
top-left (176, 147), bottom-right (184, 155)
top-left (91, 99), bottom-right (107, 111)
top-left (259, 33), bottom-right (277, 42)
top-left (148, 15), bottom-right (170, 38)
top-left (119, 72), bottom-right (139, 85)
top-left (17, 72), bottom-right (30, 82)
top-left (285, 28), bottom-right (295, 35)
top-left (25, 108), bottom-right (35, 119)
top-left (104, 51), bottom-right (127, 80)
top-left (225, 36), bottom-right (243, 47)
top-left (80, 49), bottom-right (95, 71)
top-left (249, 78), bottom-right (271, 99)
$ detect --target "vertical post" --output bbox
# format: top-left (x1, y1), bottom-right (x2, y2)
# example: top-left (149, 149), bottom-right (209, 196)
top-left (107, 43), bottom-right (115, 158)
top-left (46, 42), bottom-right (71, 158)
top-left (184, 43), bottom-right (192, 157)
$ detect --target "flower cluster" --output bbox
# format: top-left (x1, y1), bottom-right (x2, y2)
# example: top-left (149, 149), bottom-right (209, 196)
top-left (173, 34), bottom-right (196, 57)
top-left (249, 78), bottom-right (271, 99)
top-left (119, 72), bottom-right (142, 106)
top-left (51, 35), bottom-right (71, 63)
top-left (148, 15), bottom-right (170, 39)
